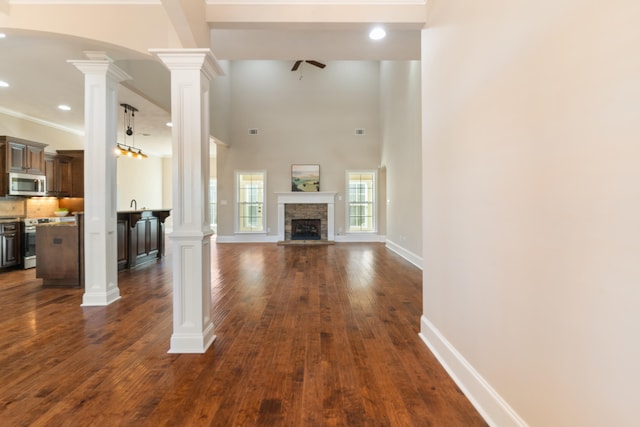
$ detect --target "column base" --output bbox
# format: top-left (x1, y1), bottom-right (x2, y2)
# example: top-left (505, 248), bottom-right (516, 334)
top-left (81, 288), bottom-right (121, 306)
top-left (168, 322), bottom-right (216, 354)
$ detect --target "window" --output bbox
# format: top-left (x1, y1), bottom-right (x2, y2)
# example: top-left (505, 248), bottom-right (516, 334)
top-left (347, 171), bottom-right (376, 232)
top-left (236, 171), bottom-right (265, 233)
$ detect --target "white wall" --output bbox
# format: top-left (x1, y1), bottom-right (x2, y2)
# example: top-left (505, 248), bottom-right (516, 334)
top-left (380, 61), bottom-right (422, 266)
top-left (216, 60), bottom-right (381, 239)
top-left (0, 111), bottom-right (84, 151)
top-left (116, 155), bottom-right (164, 211)
top-left (210, 60), bottom-right (231, 145)
top-left (161, 157), bottom-right (172, 209)
top-left (419, 1), bottom-right (640, 426)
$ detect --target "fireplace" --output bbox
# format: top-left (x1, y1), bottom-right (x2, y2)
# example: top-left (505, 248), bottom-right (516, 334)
top-left (285, 203), bottom-right (327, 240)
top-left (276, 192), bottom-right (337, 242)
top-left (291, 219), bottom-right (321, 240)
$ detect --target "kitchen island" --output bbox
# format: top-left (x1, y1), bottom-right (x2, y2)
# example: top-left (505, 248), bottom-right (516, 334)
top-left (117, 209), bottom-right (171, 271)
top-left (36, 218), bottom-right (83, 287)
top-left (36, 209), bottom-right (171, 287)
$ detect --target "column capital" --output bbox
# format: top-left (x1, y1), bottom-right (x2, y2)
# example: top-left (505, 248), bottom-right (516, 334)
top-left (150, 48), bottom-right (225, 80)
top-left (67, 59), bottom-right (132, 82)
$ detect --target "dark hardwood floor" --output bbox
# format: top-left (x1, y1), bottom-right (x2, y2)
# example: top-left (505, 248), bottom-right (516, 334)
top-left (0, 242), bottom-right (486, 426)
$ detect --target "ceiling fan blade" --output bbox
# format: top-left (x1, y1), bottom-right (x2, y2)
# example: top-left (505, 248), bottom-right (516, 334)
top-left (291, 60), bottom-right (303, 71)
top-left (305, 60), bottom-right (326, 69)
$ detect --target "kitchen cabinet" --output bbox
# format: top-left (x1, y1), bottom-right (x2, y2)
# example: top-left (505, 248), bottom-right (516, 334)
top-left (0, 222), bottom-right (21, 269)
top-left (132, 214), bottom-right (159, 266)
top-left (117, 210), bottom-right (170, 270)
top-left (44, 154), bottom-right (54, 192)
top-left (56, 150), bottom-right (83, 197)
top-left (35, 218), bottom-right (83, 287)
top-left (45, 153), bottom-right (73, 196)
top-left (7, 140), bottom-right (46, 175)
top-left (58, 156), bottom-right (73, 196)
top-left (0, 136), bottom-right (48, 196)
top-left (116, 217), bottom-right (128, 270)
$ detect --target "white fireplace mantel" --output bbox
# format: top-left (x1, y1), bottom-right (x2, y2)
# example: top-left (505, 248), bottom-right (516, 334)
top-left (276, 192), bottom-right (337, 241)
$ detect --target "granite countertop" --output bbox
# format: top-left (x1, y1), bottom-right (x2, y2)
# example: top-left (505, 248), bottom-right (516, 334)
top-left (118, 209), bottom-right (170, 213)
top-left (0, 217), bottom-right (20, 223)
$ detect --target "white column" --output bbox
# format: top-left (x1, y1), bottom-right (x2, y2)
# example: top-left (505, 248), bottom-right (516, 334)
top-left (151, 49), bottom-right (223, 353)
top-left (69, 54), bottom-right (131, 306)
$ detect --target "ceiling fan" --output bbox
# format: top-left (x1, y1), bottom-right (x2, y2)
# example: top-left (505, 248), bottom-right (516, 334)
top-left (291, 60), bottom-right (326, 71)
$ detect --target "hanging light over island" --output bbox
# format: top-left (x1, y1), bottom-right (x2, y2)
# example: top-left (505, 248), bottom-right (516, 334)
top-left (115, 143), bottom-right (148, 159)
top-left (115, 103), bottom-right (148, 159)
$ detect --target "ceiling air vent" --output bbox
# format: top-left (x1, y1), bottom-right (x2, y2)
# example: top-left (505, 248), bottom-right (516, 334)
top-left (248, 128), bottom-right (259, 135)
top-left (355, 128), bottom-right (365, 135)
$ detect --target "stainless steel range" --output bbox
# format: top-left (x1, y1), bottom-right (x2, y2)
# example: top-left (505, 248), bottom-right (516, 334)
top-left (21, 217), bottom-right (75, 269)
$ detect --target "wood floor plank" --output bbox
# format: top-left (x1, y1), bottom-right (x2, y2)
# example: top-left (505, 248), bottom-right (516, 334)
top-left (0, 242), bottom-right (487, 426)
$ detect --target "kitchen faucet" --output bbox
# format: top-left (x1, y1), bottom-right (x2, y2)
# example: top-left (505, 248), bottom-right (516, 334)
top-left (130, 199), bottom-right (137, 210)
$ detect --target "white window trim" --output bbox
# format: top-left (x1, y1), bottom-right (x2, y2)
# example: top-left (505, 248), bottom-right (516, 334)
top-left (235, 170), bottom-right (267, 234)
top-left (345, 170), bottom-right (377, 234)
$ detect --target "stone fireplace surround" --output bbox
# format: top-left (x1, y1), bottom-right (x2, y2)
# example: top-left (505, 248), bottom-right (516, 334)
top-left (276, 192), bottom-right (336, 242)
top-left (287, 206), bottom-right (326, 240)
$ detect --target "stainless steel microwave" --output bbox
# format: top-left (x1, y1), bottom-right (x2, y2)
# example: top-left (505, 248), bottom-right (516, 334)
top-left (9, 172), bottom-right (46, 196)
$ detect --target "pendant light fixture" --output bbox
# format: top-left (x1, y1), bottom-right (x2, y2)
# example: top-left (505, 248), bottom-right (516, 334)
top-left (115, 103), bottom-right (148, 159)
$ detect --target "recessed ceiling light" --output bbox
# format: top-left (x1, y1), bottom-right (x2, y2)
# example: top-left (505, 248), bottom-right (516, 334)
top-left (369, 27), bottom-right (386, 41)
top-left (0, 81), bottom-right (9, 88)
top-left (0, 33), bottom-right (6, 39)
top-left (166, 122), bottom-right (173, 127)
top-left (58, 105), bottom-right (71, 111)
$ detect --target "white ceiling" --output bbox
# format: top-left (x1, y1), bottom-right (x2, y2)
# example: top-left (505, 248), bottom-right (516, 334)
top-left (0, 25), bottom-right (420, 157)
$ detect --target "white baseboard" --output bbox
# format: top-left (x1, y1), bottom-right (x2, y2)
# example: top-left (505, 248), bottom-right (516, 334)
top-left (216, 234), bottom-right (278, 243)
top-left (216, 233), bottom-right (388, 244)
top-left (385, 239), bottom-right (423, 269)
top-left (334, 233), bottom-right (386, 243)
top-left (419, 315), bottom-right (527, 427)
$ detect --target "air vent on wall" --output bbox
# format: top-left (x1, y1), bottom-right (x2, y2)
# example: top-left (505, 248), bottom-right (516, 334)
top-left (355, 129), bottom-right (365, 135)
top-left (249, 128), bottom-right (259, 135)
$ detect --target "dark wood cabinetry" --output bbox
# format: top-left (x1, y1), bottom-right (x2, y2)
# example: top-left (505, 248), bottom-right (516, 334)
top-left (0, 222), bottom-right (21, 269)
top-left (44, 153), bottom-right (73, 197)
top-left (34, 211), bottom-right (169, 285)
top-left (134, 216), bottom-right (159, 261)
top-left (117, 218), bottom-right (129, 271)
top-left (56, 150), bottom-right (83, 197)
top-left (35, 222), bottom-right (82, 287)
top-left (44, 154), bottom-right (54, 192)
top-left (58, 156), bottom-right (73, 195)
top-left (7, 139), bottom-right (46, 174)
top-left (0, 138), bottom-right (82, 198)
top-left (117, 210), bottom-right (170, 271)
top-left (1, 136), bottom-right (48, 195)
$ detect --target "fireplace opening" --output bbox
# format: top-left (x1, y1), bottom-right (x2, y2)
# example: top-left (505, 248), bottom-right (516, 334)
top-left (291, 219), bottom-right (321, 240)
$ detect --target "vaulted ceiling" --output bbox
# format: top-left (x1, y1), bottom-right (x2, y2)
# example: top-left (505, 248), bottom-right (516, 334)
top-left (0, 1), bottom-right (424, 156)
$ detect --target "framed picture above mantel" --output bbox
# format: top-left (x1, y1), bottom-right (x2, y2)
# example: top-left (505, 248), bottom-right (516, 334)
top-left (291, 164), bottom-right (320, 192)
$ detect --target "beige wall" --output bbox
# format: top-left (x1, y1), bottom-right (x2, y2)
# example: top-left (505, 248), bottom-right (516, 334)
top-left (380, 60), bottom-right (422, 265)
top-left (116, 156), bottom-right (164, 211)
top-left (210, 60), bottom-right (231, 145)
top-left (216, 60), bottom-right (381, 239)
top-left (0, 4), bottom-right (179, 56)
top-left (420, 1), bottom-right (640, 426)
top-left (0, 111), bottom-right (84, 151)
